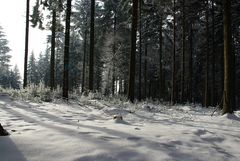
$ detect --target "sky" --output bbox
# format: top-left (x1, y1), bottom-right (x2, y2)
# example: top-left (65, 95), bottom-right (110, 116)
top-left (0, 0), bottom-right (49, 77)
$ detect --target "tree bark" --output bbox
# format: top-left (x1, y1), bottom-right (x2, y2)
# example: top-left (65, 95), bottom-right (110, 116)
top-left (171, 0), bottom-right (176, 105)
top-left (211, 0), bottom-right (216, 106)
top-left (204, 3), bottom-right (210, 107)
top-left (222, 0), bottom-right (233, 114)
top-left (112, 11), bottom-right (117, 95)
top-left (50, 9), bottom-right (56, 90)
top-left (189, 22), bottom-right (193, 103)
top-left (144, 44), bottom-right (148, 99)
top-left (23, 0), bottom-right (30, 88)
top-left (159, 15), bottom-right (164, 99)
top-left (62, 0), bottom-right (72, 99)
top-left (181, 0), bottom-right (186, 103)
top-left (82, 29), bottom-right (87, 93)
top-left (127, 0), bottom-right (138, 102)
top-left (138, 0), bottom-right (142, 101)
top-left (88, 0), bottom-right (95, 92)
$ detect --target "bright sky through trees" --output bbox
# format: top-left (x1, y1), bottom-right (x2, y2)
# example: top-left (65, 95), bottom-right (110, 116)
top-left (0, 0), bottom-right (49, 77)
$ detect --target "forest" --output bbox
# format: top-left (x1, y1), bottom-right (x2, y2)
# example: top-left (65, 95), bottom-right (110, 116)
top-left (0, 0), bottom-right (239, 109)
top-left (0, 0), bottom-right (240, 160)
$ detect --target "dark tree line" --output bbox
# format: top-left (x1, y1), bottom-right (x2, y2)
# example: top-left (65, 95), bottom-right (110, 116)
top-left (25, 0), bottom-right (240, 114)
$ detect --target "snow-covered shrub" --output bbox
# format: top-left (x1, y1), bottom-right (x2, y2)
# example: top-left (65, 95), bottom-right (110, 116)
top-left (3, 83), bottom-right (62, 103)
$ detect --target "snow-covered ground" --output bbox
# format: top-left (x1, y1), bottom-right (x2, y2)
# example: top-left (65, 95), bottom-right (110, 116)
top-left (0, 93), bottom-right (240, 161)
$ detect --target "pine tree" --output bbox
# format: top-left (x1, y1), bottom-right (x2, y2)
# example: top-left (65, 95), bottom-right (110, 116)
top-left (204, 1), bottom-right (210, 107)
top-left (0, 26), bottom-right (11, 88)
top-left (27, 52), bottom-right (39, 84)
top-left (171, 0), bottom-right (177, 104)
top-left (31, 0), bottom-right (63, 90)
top-left (128, 0), bottom-right (138, 102)
top-left (24, 0), bottom-right (30, 88)
top-left (222, 0), bottom-right (234, 114)
top-left (62, 0), bottom-right (72, 99)
top-left (9, 65), bottom-right (21, 89)
top-left (37, 51), bottom-right (50, 86)
top-left (88, 0), bottom-right (95, 92)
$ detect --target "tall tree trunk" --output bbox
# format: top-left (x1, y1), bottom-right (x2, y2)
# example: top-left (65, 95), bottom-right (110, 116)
top-left (189, 22), bottom-right (193, 102)
top-left (144, 44), bottom-right (148, 99)
top-left (127, 0), bottom-right (138, 102)
top-left (112, 11), bottom-right (117, 95)
top-left (88, 0), bottom-right (95, 92)
top-left (138, 0), bottom-right (142, 101)
top-left (204, 3), bottom-right (210, 107)
top-left (23, 0), bottom-right (30, 88)
top-left (124, 79), bottom-right (127, 95)
top-left (50, 9), bottom-right (56, 90)
top-left (181, 0), bottom-right (186, 103)
top-left (222, 0), bottom-right (233, 114)
top-left (211, 0), bottom-right (216, 106)
top-left (171, 0), bottom-right (176, 104)
top-left (62, 0), bottom-right (72, 99)
top-left (159, 15), bottom-right (164, 99)
top-left (82, 29), bottom-right (87, 93)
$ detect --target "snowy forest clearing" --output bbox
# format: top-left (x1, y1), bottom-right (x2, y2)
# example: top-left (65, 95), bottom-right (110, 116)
top-left (0, 94), bottom-right (240, 161)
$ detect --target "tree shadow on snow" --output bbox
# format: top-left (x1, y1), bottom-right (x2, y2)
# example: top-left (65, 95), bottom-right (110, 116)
top-left (0, 95), bottom-right (236, 161)
top-left (0, 136), bottom-right (27, 161)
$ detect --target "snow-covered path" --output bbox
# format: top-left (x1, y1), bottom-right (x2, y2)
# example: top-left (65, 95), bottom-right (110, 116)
top-left (0, 94), bottom-right (240, 161)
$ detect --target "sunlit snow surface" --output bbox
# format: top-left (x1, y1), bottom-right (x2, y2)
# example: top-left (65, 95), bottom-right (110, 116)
top-left (0, 94), bottom-right (240, 161)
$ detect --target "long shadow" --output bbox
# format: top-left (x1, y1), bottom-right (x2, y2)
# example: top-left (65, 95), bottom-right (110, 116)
top-left (4, 96), bottom-right (238, 133)
top-left (1, 96), bottom-right (235, 161)
top-left (0, 136), bottom-right (27, 161)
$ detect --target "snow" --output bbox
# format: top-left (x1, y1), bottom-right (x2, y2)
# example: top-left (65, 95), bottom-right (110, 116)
top-left (0, 94), bottom-right (240, 161)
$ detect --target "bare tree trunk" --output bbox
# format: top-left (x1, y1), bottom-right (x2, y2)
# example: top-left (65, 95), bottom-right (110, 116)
top-left (171, 0), bottom-right (176, 104)
top-left (211, 0), bottom-right (216, 106)
top-left (159, 15), bottom-right (164, 99)
top-left (82, 29), bottom-right (87, 93)
top-left (189, 21), bottom-right (193, 102)
top-left (128, 0), bottom-right (138, 102)
top-left (62, 0), bottom-right (72, 99)
top-left (50, 9), bottom-right (56, 90)
top-left (112, 11), bottom-right (117, 95)
top-left (89, 0), bottom-right (95, 92)
top-left (222, 0), bottom-right (233, 114)
top-left (138, 0), bottom-right (142, 101)
top-left (181, 0), bottom-right (186, 103)
top-left (144, 44), bottom-right (148, 99)
top-left (23, 0), bottom-right (30, 88)
top-left (204, 2), bottom-right (210, 107)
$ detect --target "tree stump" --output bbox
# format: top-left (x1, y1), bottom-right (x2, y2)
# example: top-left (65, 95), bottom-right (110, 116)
top-left (0, 123), bottom-right (9, 136)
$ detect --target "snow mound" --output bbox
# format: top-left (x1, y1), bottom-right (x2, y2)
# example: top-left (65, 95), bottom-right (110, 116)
top-left (112, 115), bottom-right (130, 125)
top-left (221, 113), bottom-right (240, 121)
top-left (192, 128), bottom-right (209, 136)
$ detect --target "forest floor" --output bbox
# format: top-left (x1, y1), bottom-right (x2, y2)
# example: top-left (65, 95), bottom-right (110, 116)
top-left (0, 93), bottom-right (240, 161)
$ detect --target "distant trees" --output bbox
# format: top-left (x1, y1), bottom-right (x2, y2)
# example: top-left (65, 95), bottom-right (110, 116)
top-left (31, 0), bottom-right (63, 90)
top-left (27, 52), bottom-right (39, 84)
top-left (0, 26), bottom-right (21, 89)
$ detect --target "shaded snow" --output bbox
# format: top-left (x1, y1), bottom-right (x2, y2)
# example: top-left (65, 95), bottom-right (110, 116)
top-left (0, 94), bottom-right (240, 161)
